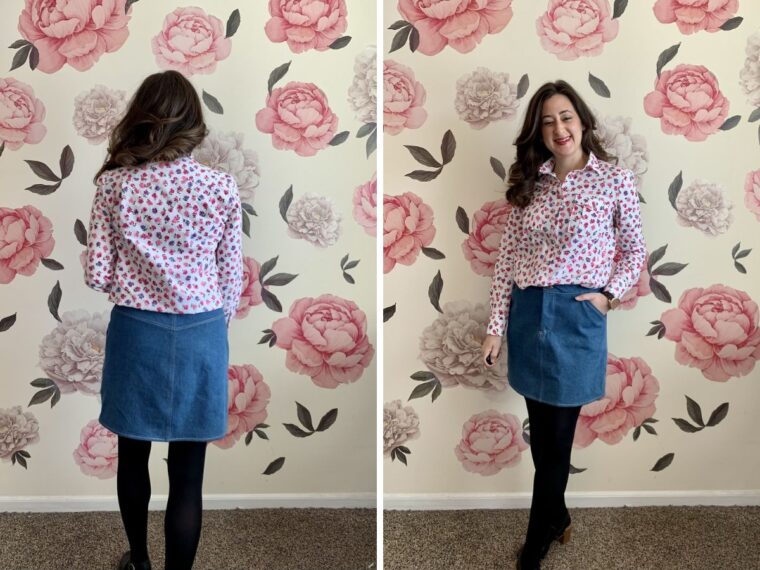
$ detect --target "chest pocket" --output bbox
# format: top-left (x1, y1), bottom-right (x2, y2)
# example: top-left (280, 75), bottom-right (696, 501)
top-left (567, 195), bottom-right (614, 242)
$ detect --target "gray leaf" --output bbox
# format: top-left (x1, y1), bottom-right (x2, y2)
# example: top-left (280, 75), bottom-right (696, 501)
top-left (490, 156), bottom-right (506, 181)
top-left (672, 418), bottom-right (702, 433)
top-left (588, 73), bottom-right (610, 98)
top-left (735, 261), bottom-right (747, 274)
top-left (657, 43), bottom-right (680, 77)
top-left (651, 262), bottom-right (687, 276)
top-left (329, 36), bottom-right (351, 49)
top-left (649, 278), bottom-right (671, 303)
top-left (59, 145), bottom-right (74, 179)
top-left (74, 219), bottom-right (88, 246)
top-left (8, 40), bottom-right (31, 49)
top-left (262, 457), bottom-right (285, 475)
top-left (422, 247), bottom-right (445, 260)
top-left (651, 452), bottom-right (674, 472)
top-left (268, 61), bottom-right (291, 95)
top-left (735, 249), bottom-right (751, 260)
top-left (29, 46), bottom-right (39, 71)
top-left (569, 464), bottom-right (587, 474)
top-left (440, 130), bottom-right (456, 165)
top-left (296, 401), bottom-right (314, 431)
top-left (719, 115), bottom-right (740, 130)
top-left (720, 16), bottom-right (742, 31)
top-left (29, 387), bottom-right (56, 407)
top-left (25, 160), bottom-right (60, 182)
top-left (125, 0), bottom-right (139, 12)
top-left (648, 244), bottom-right (668, 271)
top-left (405, 168), bottom-right (442, 182)
top-left (48, 281), bottom-right (62, 322)
top-left (30, 378), bottom-right (54, 388)
top-left (409, 27), bottom-right (420, 53)
top-left (410, 371), bottom-right (436, 381)
top-left (261, 288), bottom-right (282, 312)
top-left (428, 270), bottom-right (443, 313)
top-left (613, 0), bottom-right (628, 18)
top-left (383, 304), bottom-right (396, 322)
top-left (455, 206), bottom-right (469, 234)
top-left (388, 20), bottom-right (410, 31)
top-left (279, 186), bottom-right (293, 223)
top-left (405, 145), bottom-right (441, 168)
top-left (431, 381), bottom-right (442, 402)
top-left (260, 257), bottom-right (278, 281)
top-left (263, 273), bottom-right (298, 287)
top-left (202, 90), bottom-right (224, 114)
top-left (41, 258), bottom-right (63, 271)
top-left (685, 395), bottom-right (705, 426)
top-left (342, 271), bottom-right (355, 285)
top-left (241, 210), bottom-right (251, 237)
top-left (389, 26), bottom-right (412, 54)
top-left (366, 129), bottom-right (377, 158)
top-left (706, 403), bottom-right (729, 427)
top-left (749, 108), bottom-right (760, 123)
top-left (10, 44), bottom-right (31, 72)
top-left (329, 131), bottom-right (350, 146)
top-left (316, 408), bottom-right (338, 432)
top-left (516, 74), bottom-right (529, 99)
top-left (667, 171), bottom-right (683, 209)
top-left (26, 182), bottom-right (61, 195)
top-left (0, 313), bottom-right (17, 332)
top-left (357, 122), bottom-right (376, 138)
top-left (408, 381), bottom-right (436, 401)
top-left (225, 9), bottom-right (241, 38)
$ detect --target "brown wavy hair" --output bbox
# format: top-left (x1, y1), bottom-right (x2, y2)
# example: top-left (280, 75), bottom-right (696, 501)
top-left (505, 80), bottom-right (613, 208)
top-left (94, 70), bottom-right (207, 182)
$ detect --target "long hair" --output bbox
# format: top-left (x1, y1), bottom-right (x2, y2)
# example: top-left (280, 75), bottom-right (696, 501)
top-left (94, 70), bottom-right (207, 182)
top-left (506, 80), bottom-right (613, 208)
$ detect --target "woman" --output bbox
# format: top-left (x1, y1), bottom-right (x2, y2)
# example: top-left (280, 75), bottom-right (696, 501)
top-left (85, 70), bottom-right (243, 570)
top-left (481, 80), bottom-right (646, 570)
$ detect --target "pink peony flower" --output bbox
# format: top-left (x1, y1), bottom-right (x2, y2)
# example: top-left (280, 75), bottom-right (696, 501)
top-left (18, 0), bottom-right (131, 73)
top-left (152, 7), bottom-right (231, 76)
top-left (643, 64), bottom-right (729, 142)
top-left (653, 0), bottom-right (738, 34)
top-left (255, 81), bottom-right (338, 157)
top-left (617, 252), bottom-right (650, 310)
top-left (745, 169), bottom-right (760, 222)
top-left (265, 0), bottom-right (348, 53)
top-left (574, 354), bottom-right (660, 448)
top-left (235, 257), bottom-right (264, 319)
top-left (271, 295), bottom-right (375, 388)
top-left (455, 410), bottom-right (528, 476)
top-left (397, 0), bottom-right (514, 55)
top-left (353, 172), bottom-right (377, 237)
top-left (462, 199), bottom-right (512, 276)
top-left (383, 59), bottom-right (427, 135)
top-left (0, 205), bottom-right (54, 284)
top-left (536, 0), bottom-right (619, 61)
top-left (0, 78), bottom-right (46, 150)
top-left (73, 420), bottom-right (118, 479)
top-left (383, 192), bottom-right (435, 273)
top-left (660, 285), bottom-right (760, 381)
top-left (214, 364), bottom-right (271, 449)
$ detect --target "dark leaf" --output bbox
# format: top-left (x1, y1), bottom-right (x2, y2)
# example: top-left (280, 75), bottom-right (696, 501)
top-left (268, 61), bottom-right (291, 95)
top-left (258, 331), bottom-right (275, 345)
top-left (405, 168), bottom-right (442, 182)
top-left (366, 128), bottom-right (377, 157)
top-left (456, 206), bottom-right (469, 234)
top-left (0, 313), bottom-right (16, 332)
top-left (404, 145), bottom-right (441, 168)
top-left (30, 378), bottom-right (54, 388)
top-left (388, 20), bottom-right (410, 30)
top-left (257, 423), bottom-right (270, 429)
top-left (735, 261), bottom-right (747, 274)
top-left (329, 131), bottom-right (350, 146)
top-left (431, 381), bottom-right (442, 402)
top-left (260, 256), bottom-right (278, 281)
top-left (279, 186), bottom-right (293, 223)
top-left (490, 157), bottom-right (506, 181)
top-left (735, 249), bottom-right (752, 260)
top-left (642, 423), bottom-right (657, 435)
top-left (225, 9), bottom-right (241, 38)
top-left (316, 408), bottom-right (338, 432)
top-left (396, 449), bottom-right (408, 465)
top-left (719, 115), bottom-right (741, 130)
top-left (29, 386), bottom-right (56, 406)
top-left (25, 160), bottom-right (60, 182)
top-left (357, 122), bottom-right (376, 138)
top-left (649, 278), bottom-right (671, 303)
top-left (254, 428), bottom-right (269, 440)
top-left (657, 43), bottom-right (680, 77)
top-left (48, 281), bottom-right (62, 322)
top-left (685, 395), bottom-right (705, 426)
top-left (408, 381), bottom-right (436, 401)
top-left (283, 423), bottom-right (312, 438)
top-left (569, 464), bottom-right (587, 474)
top-left (612, 0), bottom-right (628, 18)
top-left (0, 141), bottom-right (4, 156)
top-left (59, 145), bottom-right (74, 179)
top-left (633, 426), bottom-right (641, 441)
top-left (410, 371), bottom-right (436, 381)
top-left (9, 40), bottom-right (30, 49)
top-left (241, 209), bottom-right (251, 238)
top-left (383, 304), bottom-right (396, 322)
top-left (340, 253), bottom-right (349, 269)
top-left (720, 16), bottom-right (743, 30)
top-left (672, 418), bottom-right (702, 433)
top-left (749, 108), bottom-right (760, 123)
top-left (648, 244), bottom-right (668, 271)
top-left (343, 260), bottom-right (360, 270)
top-left (14, 453), bottom-right (27, 469)
top-left (644, 418), bottom-right (659, 424)
top-left (588, 73), bottom-right (611, 98)
top-left (29, 46), bottom-right (39, 70)
top-left (329, 36), bottom-right (352, 49)
top-left (241, 202), bottom-right (256, 215)
top-left (261, 288), bottom-right (282, 312)
top-left (658, 327), bottom-right (665, 340)
top-left (652, 262), bottom-right (687, 276)
top-left (646, 323), bottom-right (664, 337)
top-left (296, 401), bottom-right (314, 431)
top-left (50, 386), bottom-right (61, 407)
top-left (397, 446), bottom-right (410, 454)
top-left (41, 258), bottom-right (63, 271)
top-left (342, 271), bottom-right (355, 284)
top-left (428, 270), bottom-right (443, 313)
top-left (522, 432), bottom-right (531, 445)
top-left (389, 26), bottom-right (412, 54)
top-left (10, 44), bottom-right (31, 71)
top-left (440, 130), bottom-right (456, 165)
top-left (732, 242), bottom-right (741, 257)
top-left (639, 192), bottom-right (646, 204)
top-left (706, 403), bottom-right (729, 427)
top-left (17, 450), bottom-right (30, 458)
top-left (74, 219), bottom-right (87, 246)
top-left (409, 27), bottom-right (420, 52)
top-left (269, 336), bottom-right (276, 348)
top-left (202, 90), bottom-right (224, 114)
top-left (262, 457), bottom-right (285, 475)
top-left (125, 0), bottom-right (139, 12)
top-left (422, 247), bottom-right (445, 260)
top-left (264, 273), bottom-right (298, 287)
top-left (26, 182), bottom-right (61, 195)
top-left (245, 431), bottom-right (253, 446)
top-left (651, 453), bottom-right (675, 472)
top-left (516, 74), bottom-right (529, 99)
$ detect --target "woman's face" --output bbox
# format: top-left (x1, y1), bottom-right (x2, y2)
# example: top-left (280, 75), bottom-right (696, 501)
top-left (540, 94), bottom-right (585, 162)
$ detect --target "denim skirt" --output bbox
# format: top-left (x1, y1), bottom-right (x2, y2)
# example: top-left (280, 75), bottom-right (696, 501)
top-left (99, 305), bottom-right (228, 442)
top-left (506, 284), bottom-right (607, 407)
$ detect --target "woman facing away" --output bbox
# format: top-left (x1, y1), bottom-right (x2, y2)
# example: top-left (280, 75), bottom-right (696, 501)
top-left (481, 80), bottom-right (646, 570)
top-left (85, 70), bottom-right (243, 570)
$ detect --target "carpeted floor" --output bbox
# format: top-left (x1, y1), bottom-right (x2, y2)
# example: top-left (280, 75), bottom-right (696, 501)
top-left (384, 506), bottom-right (760, 570)
top-left (0, 508), bottom-right (375, 570)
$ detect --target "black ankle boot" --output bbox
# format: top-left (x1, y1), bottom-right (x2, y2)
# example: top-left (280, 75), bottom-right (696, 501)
top-left (117, 551), bottom-right (152, 570)
top-left (515, 545), bottom-right (542, 570)
top-left (540, 513), bottom-right (572, 558)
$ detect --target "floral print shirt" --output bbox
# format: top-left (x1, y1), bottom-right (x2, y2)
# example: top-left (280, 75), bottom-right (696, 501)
top-left (488, 153), bottom-right (646, 336)
top-left (85, 155), bottom-right (243, 324)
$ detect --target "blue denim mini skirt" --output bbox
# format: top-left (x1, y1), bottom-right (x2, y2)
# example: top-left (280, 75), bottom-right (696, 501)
top-left (507, 284), bottom-right (607, 407)
top-left (99, 305), bottom-right (228, 442)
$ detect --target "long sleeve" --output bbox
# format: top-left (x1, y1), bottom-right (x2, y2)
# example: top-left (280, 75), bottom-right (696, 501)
top-left (605, 170), bottom-right (646, 299)
top-left (216, 179), bottom-right (244, 324)
top-left (84, 176), bottom-right (117, 293)
top-left (487, 206), bottom-right (521, 337)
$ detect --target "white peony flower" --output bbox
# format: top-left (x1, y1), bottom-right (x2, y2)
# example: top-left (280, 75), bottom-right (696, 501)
top-left (348, 46), bottom-right (377, 124)
top-left (597, 114), bottom-right (649, 186)
top-left (675, 180), bottom-right (734, 236)
top-left (455, 67), bottom-right (519, 130)
top-left (72, 85), bottom-right (127, 144)
top-left (193, 130), bottom-right (260, 203)
top-left (0, 406), bottom-right (39, 460)
top-left (383, 400), bottom-right (420, 454)
top-left (286, 193), bottom-right (342, 247)
top-left (38, 310), bottom-right (109, 396)
top-left (740, 32), bottom-right (760, 107)
top-left (419, 301), bottom-right (507, 391)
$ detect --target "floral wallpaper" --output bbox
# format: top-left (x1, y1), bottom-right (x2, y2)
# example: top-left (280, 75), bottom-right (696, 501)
top-left (0, 0), bottom-right (376, 498)
top-left (383, 0), bottom-right (760, 494)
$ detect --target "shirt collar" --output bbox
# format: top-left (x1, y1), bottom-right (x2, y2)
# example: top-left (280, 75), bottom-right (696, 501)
top-left (538, 151), bottom-right (601, 177)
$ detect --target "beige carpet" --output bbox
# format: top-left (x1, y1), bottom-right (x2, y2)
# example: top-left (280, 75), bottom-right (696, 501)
top-left (384, 506), bottom-right (760, 570)
top-left (0, 508), bottom-right (375, 570)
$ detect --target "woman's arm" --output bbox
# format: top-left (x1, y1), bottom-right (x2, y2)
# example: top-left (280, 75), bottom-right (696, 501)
top-left (605, 170), bottom-right (646, 299)
top-left (487, 206), bottom-right (520, 337)
top-left (84, 175), bottom-right (117, 293)
top-left (216, 177), bottom-right (244, 325)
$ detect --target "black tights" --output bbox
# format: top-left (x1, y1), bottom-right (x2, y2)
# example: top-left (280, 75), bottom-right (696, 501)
top-left (522, 398), bottom-right (581, 561)
top-left (117, 436), bottom-right (207, 570)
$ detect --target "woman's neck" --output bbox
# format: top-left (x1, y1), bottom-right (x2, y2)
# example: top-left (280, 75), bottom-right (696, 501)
top-left (553, 152), bottom-right (588, 182)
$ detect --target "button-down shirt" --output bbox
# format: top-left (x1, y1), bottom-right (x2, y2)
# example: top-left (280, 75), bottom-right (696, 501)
top-left (487, 153), bottom-right (646, 336)
top-left (85, 155), bottom-right (243, 323)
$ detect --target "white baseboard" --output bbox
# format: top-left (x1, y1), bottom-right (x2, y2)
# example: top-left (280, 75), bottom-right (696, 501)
top-left (384, 491), bottom-right (760, 510)
top-left (0, 493), bottom-right (376, 513)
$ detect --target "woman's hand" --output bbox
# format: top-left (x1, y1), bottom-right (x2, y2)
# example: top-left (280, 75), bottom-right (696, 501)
top-left (575, 292), bottom-right (609, 315)
top-left (481, 334), bottom-right (502, 367)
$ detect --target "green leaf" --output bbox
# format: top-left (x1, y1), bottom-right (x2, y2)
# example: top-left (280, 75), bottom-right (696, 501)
top-left (440, 130), bottom-right (456, 165)
top-left (657, 43), bottom-right (680, 77)
top-left (421, 247), bottom-right (445, 260)
top-left (405, 168), bottom-right (442, 182)
top-left (588, 73), bottom-right (611, 98)
top-left (651, 262), bottom-right (687, 276)
top-left (719, 115), bottom-right (741, 130)
top-left (260, 257), bottom-right (278, 281)
top-left (720, 16), bottom-right (742, 31)
top-left (262, 457), bottom-right (285, 475)
top-left (283, 423), bottom-right (312, 438)
top-left (296, 401), bottom-right (314, 431)
top-left (389, 26), bottom-right (412, 54)
top-left (202, 90), bottom-right (224, 115)
top-left (383, 304), bottom-right (396, 322)
top-left (329, 36), bottom-right (351, 49)
top-left (267, 61), bottom-right (291, 95)
top-left (685, 395), bottom-right (704, 426)
top-left (316, 408), bottom-right (338, 432)
top-left (706, 402), bottom-right (729, 427)
top-left (456, 206), bottom-right (469, 234)
top-left (48, 281), bottom-right (62, 322)
top-left (410, 371), bottom-right (436, 381)
top-left (10, 44), bottom-right (31, 71)
top-left (490, 157), bottom-right (506, 181)
top-left (329, 131), bottom-right (350, 146)
top-left (25, 160), bottom-right (60, 182)
top-left (59, 145), bottom-right (74, 179)
top-left (651, 453), bottom-right (675, 472)
top-left (404, 145), bottom-right (441, 168)
top-left (612, 0), bottom-right (628, 18)
top-left (672, 418), bottom-right (702, 433)
top-left (41, 258), bottom-right (63, 271)
top-left (408, 381), bottom-right (436, 401)
top-left (516, 74), bottom-right (529, 99)
top-left (0, 313), bottom-right (17, 332)
top-left (428, 270), bottom-right (443, 313)
top-left (74, 219), bottom-right (88, 246)
top-left (279, 186), bottom-right (293, 223)
top-left (261, 289), bottom-right (282, 312)
top-left (225, 9), bottom-right (241, 38)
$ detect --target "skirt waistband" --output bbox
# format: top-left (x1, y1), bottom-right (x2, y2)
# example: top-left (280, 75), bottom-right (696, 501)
top-left (519, 284), bottom-right (603, 295)
top-left (112, 305), bottom-right (224, 331)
